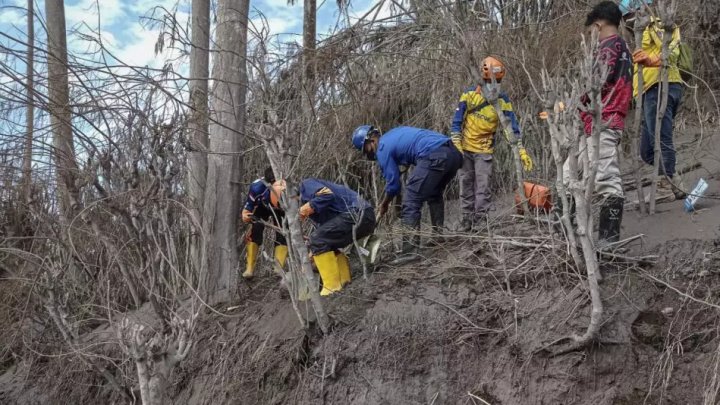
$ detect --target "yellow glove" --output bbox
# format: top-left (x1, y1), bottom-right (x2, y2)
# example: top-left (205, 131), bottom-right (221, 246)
top-left (519, 148), bottom-right (533, 172)
top-left (450, 132), bottom-right (463, 153)
top-left (299, 202), bottom-right (314, 220)
top-left (242, 209), bottom-right (253, 223)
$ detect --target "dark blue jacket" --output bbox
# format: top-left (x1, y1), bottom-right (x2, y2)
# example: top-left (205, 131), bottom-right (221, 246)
top-left (376, 126), bottom-right (451, 197)
top-left (243, 178), bottom-right (272, 212)
top-left (300, 178), bottom-right (371, 225)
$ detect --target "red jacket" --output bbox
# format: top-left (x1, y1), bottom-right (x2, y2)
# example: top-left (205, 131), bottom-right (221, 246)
top-left (581, 34), bottom-right (633, 135)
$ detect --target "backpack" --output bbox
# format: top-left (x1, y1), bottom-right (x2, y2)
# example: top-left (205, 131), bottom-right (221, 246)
top-left (678, 42), bottom-right (694, 82)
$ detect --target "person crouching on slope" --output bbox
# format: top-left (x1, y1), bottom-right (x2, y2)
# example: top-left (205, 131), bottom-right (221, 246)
top-left (296, 178), bottom-right (376, 296)
top-left (449, 56), bottom-right (533, 232)
top-left (240, 167), bottom-right (288, 279)
top-left (352, 125), bottom-right (462, 265)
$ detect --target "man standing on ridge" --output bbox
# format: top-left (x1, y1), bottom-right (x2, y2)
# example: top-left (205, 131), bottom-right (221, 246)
top-left (352, 125), bottom-right (462, 265)
top-left (576, 1), bottom-right (633, 246)
top-left (240, 167), bottom-right (288, 279)
top-left (621, 0), bottom-right (686, 200)
top-left (449, 56), bottom-right (533, 232)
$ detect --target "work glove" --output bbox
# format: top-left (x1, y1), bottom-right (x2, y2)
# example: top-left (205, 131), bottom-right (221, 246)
top-left (450, 132), bottom-right (463, 152)
top-left (539, 101), bottom-right (566, 120)
top-left (299, 202), bottom-right (314, 220)
top-left (632, 49), bottom-right (661, 67)
top-left (242, 209), bottom-right (253, 223)
top-left (519, 147), bottom-right (533, 172)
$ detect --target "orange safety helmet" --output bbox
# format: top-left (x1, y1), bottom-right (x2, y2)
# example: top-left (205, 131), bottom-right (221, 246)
top-left (482, 56), bottom-right (506, 82)
top-left (270, 179), bottom-right (286, 208)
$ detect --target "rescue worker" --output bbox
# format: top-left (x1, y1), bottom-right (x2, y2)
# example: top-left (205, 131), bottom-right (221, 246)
top-left (298, 178), bottom-right (376, 296)
top-left (450, 56), bottom-right (533, 232)
top-left (622, 0), bottom-right (686, 199)
top-left (352, 125), bottom-right (462, 265)
top-left (240, 167), bottom-right (287, 279)
top-left (576, 1), bottom-right (633, 245)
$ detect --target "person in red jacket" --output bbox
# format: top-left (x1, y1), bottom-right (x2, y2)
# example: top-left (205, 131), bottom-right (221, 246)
top-left (568, 1), bottom-right (633, 246)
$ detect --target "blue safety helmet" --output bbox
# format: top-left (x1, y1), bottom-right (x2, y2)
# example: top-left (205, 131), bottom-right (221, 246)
top-left (619, 0), bottom-right (652, 16)
top-left (352, 125), bottom-right (381, 160)
top-left (352, 125), bottom-right (374, 150)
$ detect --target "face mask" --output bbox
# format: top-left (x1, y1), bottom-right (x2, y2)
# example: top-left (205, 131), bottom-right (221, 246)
top-left (481, 82), bottom-right (501, 99)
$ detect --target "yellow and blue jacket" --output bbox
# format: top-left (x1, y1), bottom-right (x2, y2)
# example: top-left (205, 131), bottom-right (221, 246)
top-left (633, 18), bottom-right (682, 97)
top-left (450, 86), bottom-right (520, 154)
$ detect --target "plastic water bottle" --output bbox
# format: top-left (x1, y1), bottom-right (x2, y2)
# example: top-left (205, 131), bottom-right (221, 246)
top-left (684, 178), bottom-right (709, 212)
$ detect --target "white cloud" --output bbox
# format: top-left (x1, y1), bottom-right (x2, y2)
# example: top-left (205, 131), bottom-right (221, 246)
top-left (128, 0), bottom-right (182, 15)
top-left (0, 8), bottom-right (24, 26)
top-left (113, 26), bottom-right (163, 67)
top-left (65, 0), bottom-right (126, 28)
top-left (111, 9), bottom-right (189, 68)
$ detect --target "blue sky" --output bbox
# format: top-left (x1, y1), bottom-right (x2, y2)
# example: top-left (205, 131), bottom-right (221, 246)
top-left (0, 0), bottom-right (384, 69)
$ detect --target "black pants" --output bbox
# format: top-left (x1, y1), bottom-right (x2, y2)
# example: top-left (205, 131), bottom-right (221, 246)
top-left (248, 205), bottom-right (286, 246)
top-left (309, 207), bottom-right (376, 254)
top-left (402, 143), bottom-right (462, 225)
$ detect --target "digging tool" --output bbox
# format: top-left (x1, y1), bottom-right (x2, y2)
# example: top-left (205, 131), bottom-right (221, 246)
top-left (357, 234), bottom-right (382, 266)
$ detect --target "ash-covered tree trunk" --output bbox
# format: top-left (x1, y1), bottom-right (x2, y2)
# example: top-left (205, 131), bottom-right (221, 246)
top-left (649, 4), bottom-right (676, 214)
top-left (631, 11), bottom-right (651, 214)
top-left (302, 0), bottom-right (316, 114)
top-left (202, 0), bottom-right (250, 303)
top-left (45, 0), bottom-right (79, 221)
top-left (118, 316), bottom-right (195, 405)
top-left (188, 0), bottom-right (210, 282)
top-left (21, 0), bottom-right (34, 205)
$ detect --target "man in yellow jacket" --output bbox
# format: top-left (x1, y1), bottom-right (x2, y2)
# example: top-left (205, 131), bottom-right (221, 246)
top-left (450, 56), bottom-right (532, 232)
top-left (623, 0), bottom-right (686, 199)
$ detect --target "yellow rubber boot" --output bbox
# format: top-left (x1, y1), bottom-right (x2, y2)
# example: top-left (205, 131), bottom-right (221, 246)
top-left (337, 252), bottom-right (351, 286)
top-left (313, 251), bottom-right (342, 296)
top-left (242, 242), bottom-right (259, 279)
top-left (274, 245), bottom-right (288, 273)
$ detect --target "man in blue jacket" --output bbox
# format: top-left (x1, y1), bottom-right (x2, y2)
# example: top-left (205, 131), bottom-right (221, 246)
top-left (298, 178), bottom-right (376, 296)
top-left (240, 167), bottom-right (287, 279)
top-left (352, 125), bottom-right (462, 265)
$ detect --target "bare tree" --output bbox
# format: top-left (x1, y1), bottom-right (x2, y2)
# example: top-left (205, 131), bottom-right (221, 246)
top-left (630, 9), bottom-right (651, 214)
top-left (202, 0), bottom-right (251, 303)
top-left (187, 0), bottom-right (211, 279)
top-left (118, 314), bottom-right (196, 405)
top-left (648, 1), bottom-right (677, 214)
top-left (302, 0), bottom-right (317, 114)
top-left (45, 0), bottom-right (79, 221)
top-left (21, 0), bottom-right (34, 207)
top-left (542, 33), bottom-right (607, 349)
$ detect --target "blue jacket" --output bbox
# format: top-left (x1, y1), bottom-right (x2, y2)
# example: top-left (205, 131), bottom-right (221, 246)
top-left (300, 178), bottom-right (371, 225)
top-left (243, 178), bottom-right (272, 212)
top-left (377, 126), bottom-right (451, 197)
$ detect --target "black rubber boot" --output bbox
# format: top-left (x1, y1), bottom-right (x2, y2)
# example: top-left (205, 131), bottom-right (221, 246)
top-left (569, 196), bottom-right (577, 226)
top-left (390, 221), bottom-right (421, 266)
top-left (598, 195), bottom-right (624, 248)
top-left (428, 201), bottom-right (446, 246)
top-left (428, 201), bottom-right (445, 234)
